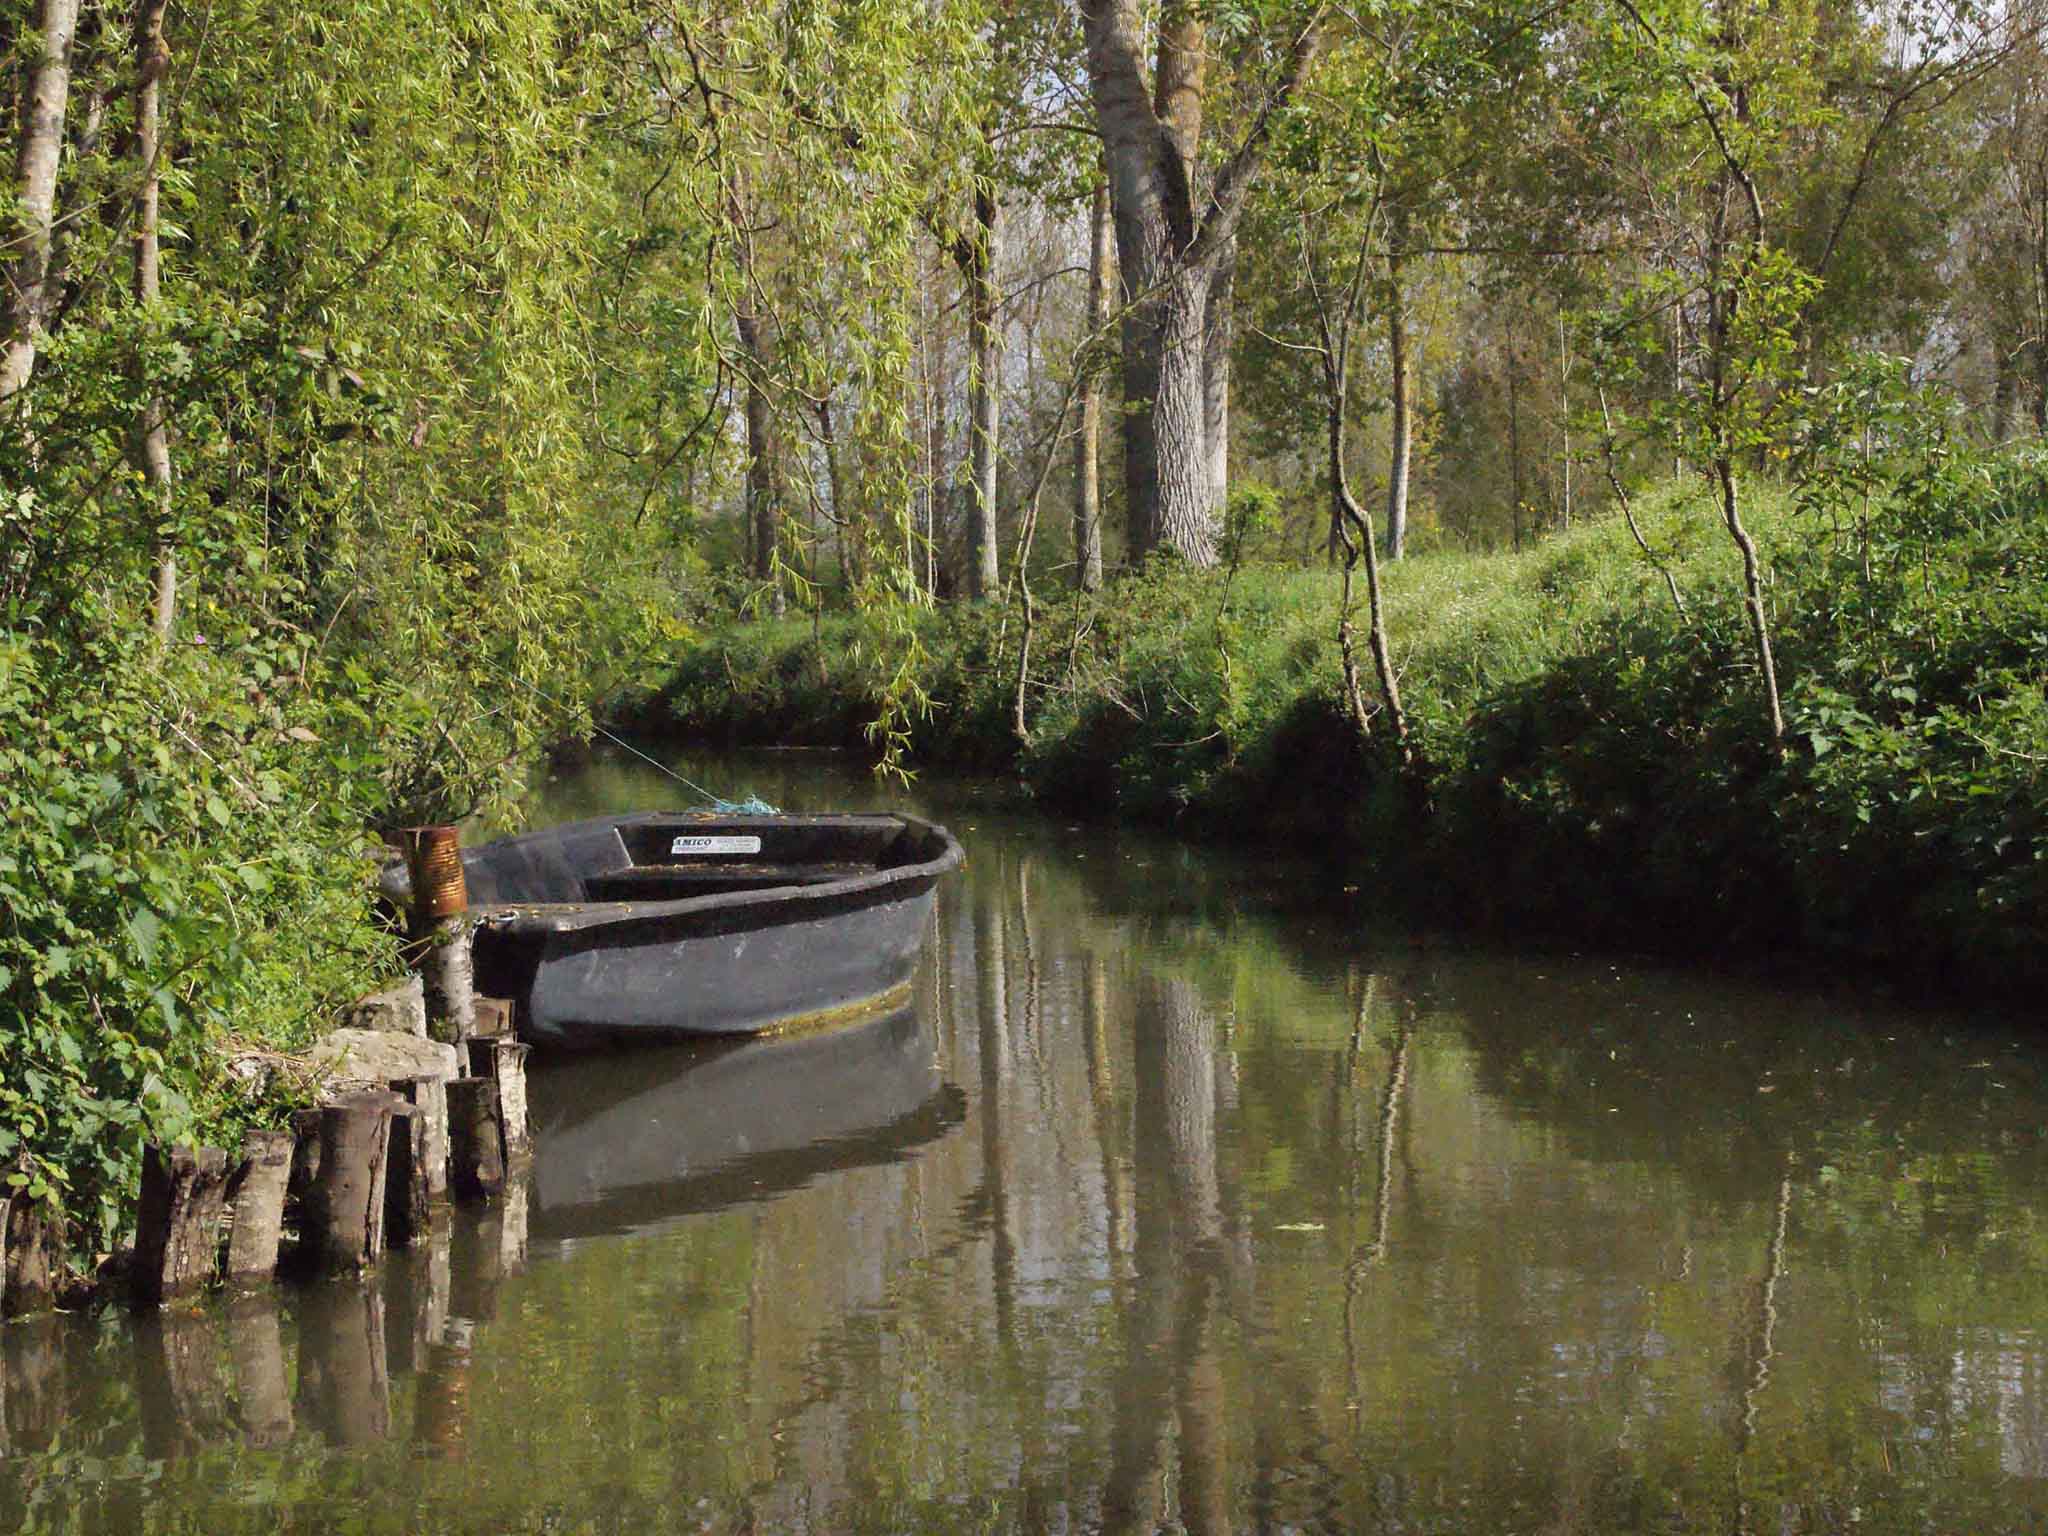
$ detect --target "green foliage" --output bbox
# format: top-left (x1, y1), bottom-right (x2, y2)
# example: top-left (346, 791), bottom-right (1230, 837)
top-left (0, 0), bottom-right (970, 1268)
top-left (665, 445), bottom-right (2048, 1001)
top-left (0, 612), bottom-right (390, 1252)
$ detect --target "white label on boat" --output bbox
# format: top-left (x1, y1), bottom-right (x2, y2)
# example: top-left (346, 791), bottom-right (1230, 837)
top-left (669, 834), bottom-right (762, 857)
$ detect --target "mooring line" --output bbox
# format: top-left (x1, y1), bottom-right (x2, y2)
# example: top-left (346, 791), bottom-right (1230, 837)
top-left (493, 666), bottom-right (779, 815)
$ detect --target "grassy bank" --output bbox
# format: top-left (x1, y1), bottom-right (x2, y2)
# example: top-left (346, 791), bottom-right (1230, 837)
top-left (654, 460), bottom-right (2048, 1001)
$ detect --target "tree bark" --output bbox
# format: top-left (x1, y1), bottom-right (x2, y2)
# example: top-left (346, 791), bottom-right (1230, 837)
top-left (1073, 175), bottom-right (1110, 591)
top-left (960, 185), bottom-right (1001, 598)
top-left (1383, 242), bottom-right (1412, 560)
top-left (1080, 1), bottom-right (1321, 567)
top-left (1204, 232), bottom-right (1236, 515)
top-left (0, 0), bottom-right (81, 404)
top-left (1507, 339), bottom-right (1524, 551)
top-left (737, 305), bottom-right (785, 617)
top-left (133, 0), bottom-right (175, 639)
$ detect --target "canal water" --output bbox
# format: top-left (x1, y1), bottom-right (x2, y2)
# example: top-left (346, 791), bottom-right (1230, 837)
top-left (3, 748), bottom-right (2045, 1533)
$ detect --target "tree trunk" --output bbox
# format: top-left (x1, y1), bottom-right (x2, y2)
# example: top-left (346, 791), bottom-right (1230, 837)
top-left (1204, 232), bottom-right (1235, 516)
top-left (1081, 2), bottom-right (1319, 568)
top-left (1119, 262), bottom-right (1214, 564)
top-left (0, 0), bottom-right (81, 403)
top-left (1507, 340), bottom-right (1524, 552)
top-left (134, 0), bottom-right (175, 639)
top-left (962, 185), bottom-right (1001, 598)
top-left (1384, 243), bottom-right (1411, 561)
top-left (736, 306), bottom-right (785, 616)
top-left (1072, 175), bottom-right (1110, 592)
top-left (1718, 457), bottom-right (1785, 744)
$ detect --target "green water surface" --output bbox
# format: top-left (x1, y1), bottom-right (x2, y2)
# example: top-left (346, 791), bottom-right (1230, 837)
top-left (3, 749), bottom-right (2044, 1534)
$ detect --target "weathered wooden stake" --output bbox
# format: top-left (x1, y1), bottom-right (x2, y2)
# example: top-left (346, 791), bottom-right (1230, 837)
top-left (472, 995), bottom-right (514, 1039)
top-left (305, 1094), bottom-right (396, 1273)
top-left (224, 1130), bottom-right (294, 1285)
top-left (420, 916), bottom-right (478, 1043)
top-left (133, 1143), bottom-right (232, 1307)
top-left (465, 1035), bottom-right (532, 1158)
top-left (445, 1078), bottom-right (505, 1202)
top-left (3, 1198), bottom-right (64, 1317)
top-left (392, 1074), bottom-right (450, 1205)
top-left (382, 1101), bottom-right (425, 1248)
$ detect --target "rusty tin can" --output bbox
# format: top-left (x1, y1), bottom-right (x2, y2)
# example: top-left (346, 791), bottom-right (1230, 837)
top-left (399, 825), bottom-right (469, 920)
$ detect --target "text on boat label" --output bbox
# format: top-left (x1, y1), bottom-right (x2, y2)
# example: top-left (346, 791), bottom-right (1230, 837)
top-left (669, 835), bottom-right (764, 857)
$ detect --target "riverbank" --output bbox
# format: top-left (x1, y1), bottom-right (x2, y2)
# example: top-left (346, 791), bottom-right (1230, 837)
top-left (650, 463), bottom-right (2048, 1003)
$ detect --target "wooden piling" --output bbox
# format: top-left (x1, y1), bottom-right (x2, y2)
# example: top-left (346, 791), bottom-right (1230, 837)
top-left (133, 1144), bottom-right (232, 1308)
top-left (305, 1094), bottom-right (396, 1273)
top-left (465, 1035), bottom-right (532, 1158)
top-left (392, 1074), bottom-right (450, 1205)
top-left (472, 995), bottom-right (514, 1039)
top-left (224, 1130), bottom-right (294, 1285)
top-left (382, 1101), bottom-right (426, 1248)
top-left (420, 915), bottom-right (477, 1043)
top-left (444, 1078), bottom-right (505, 1202)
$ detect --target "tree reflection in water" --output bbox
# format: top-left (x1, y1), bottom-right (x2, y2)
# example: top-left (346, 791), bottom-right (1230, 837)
top-left (3, 753), bottom-right (2048, 1533)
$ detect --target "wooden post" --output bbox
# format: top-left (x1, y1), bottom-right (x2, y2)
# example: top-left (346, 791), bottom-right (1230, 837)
top-left (392, 1074), bottom-right (450, 1206)
top-left (466, 1036), bottom-right (531, 1158)
top-left (133, 1143), bottom-right (231, 1307)
top-left (382, 1101), bottom-right (425, 1248)
top-left (3, 1198), bottom-right (64, 1317)
top-left (421, 916), bottom-right (478, 1042)
top-left (472, 996), bottom-right (514, 1039)
top-left (288, 1105), bottom-right (324, 1211)
top-left (305, 1094), bottom-right (396, 1273)
top-left (444, 1078), bottom-right (504, 1202)
top-left (224, 1130), bottom-right (294, 1285)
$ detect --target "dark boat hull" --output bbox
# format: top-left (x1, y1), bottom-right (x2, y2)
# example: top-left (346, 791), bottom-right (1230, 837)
top-left (460, 812), bottom-right (962, 1048)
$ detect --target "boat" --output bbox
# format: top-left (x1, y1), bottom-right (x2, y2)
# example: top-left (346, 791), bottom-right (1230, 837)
top-left (447, 811), bottom-right (963, 1048)
top-left (528, 1004), bottom-right (965, 1241)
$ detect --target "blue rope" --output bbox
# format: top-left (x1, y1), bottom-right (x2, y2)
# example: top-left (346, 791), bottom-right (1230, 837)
top-left (704, 793), bottom-right (780, 817)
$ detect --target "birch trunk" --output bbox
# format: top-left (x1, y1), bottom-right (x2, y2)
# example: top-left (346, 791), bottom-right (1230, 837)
top-left (0, 0), bottom-right (80, 403)
top-left (134, 0), bottom-right (176, 639)
top-left (1383, 244), bottom-right (1411, 561)
top-left (1203, 233), bottom-right (1235, 514)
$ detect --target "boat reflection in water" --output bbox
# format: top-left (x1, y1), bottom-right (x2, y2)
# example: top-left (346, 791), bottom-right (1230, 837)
top-left (528, 1005), bottom-right (966, 1242)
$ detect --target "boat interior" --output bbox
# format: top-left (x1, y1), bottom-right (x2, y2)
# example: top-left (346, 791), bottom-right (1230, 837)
top-left (462, 814), bottom-right (948, 907)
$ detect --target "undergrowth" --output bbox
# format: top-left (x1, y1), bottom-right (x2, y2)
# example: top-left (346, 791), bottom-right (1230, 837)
top-left (655, 456), bottom-right (2047, 1001)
